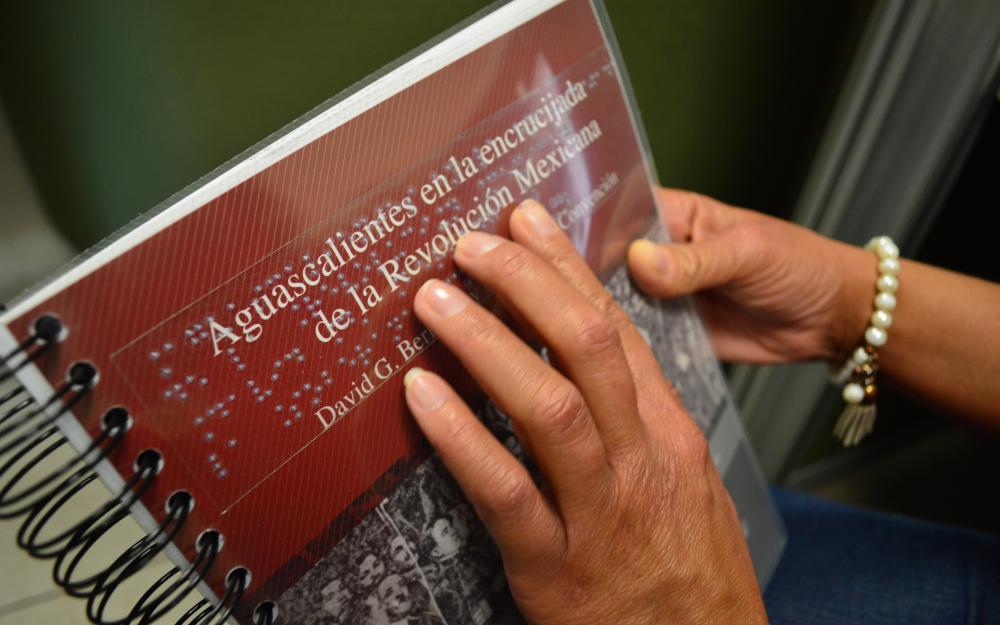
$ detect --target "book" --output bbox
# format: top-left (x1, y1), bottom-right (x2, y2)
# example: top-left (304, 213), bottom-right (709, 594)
top-left (0, 1), bottom-right (784, 623)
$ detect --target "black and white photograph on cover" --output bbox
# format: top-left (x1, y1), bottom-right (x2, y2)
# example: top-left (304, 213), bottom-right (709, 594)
top-left (276, 450), bottom-right (520, 625)
top-left (275, 502), bottom-right (444, 625)
top-left (603, 243), bottom-right (729, 436)
top-left (379, 456), bottom-right (510, 625)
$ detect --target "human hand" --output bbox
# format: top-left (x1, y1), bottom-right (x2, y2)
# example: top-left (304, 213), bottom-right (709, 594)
top-left (628, 188), bottom-right (873, 364)
top-left (403, 200), bottom-right (767, 625)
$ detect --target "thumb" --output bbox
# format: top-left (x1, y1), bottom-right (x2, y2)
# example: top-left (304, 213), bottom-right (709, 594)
top-left (627, 234), bottom-right (749, 299)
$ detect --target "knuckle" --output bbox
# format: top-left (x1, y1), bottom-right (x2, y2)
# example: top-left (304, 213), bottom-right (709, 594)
top-left (492, 470), bottom-right (535, 515)
top-left (590, 288), bottom-right (623, 320)
top-left (677, 428), bottom-right (712, 468)
top-left (572, 310), bottom-right (620, 360)
top-left (550, 245), bottom-right (582, 274)
top-left (732, 222), bottom-right (770, 257)
top-left (494, 244), bottom-right (534, 281)
top-left (531, 384), bottom-right (589, 439)
top-left (459, 307), bottom-right (496, 345)
top-left (438, 403), bottom-right (474, 444)
top-left (588, 286), bottom-right (634, 332)
top-left (676, 246), bottom-right (705, 288)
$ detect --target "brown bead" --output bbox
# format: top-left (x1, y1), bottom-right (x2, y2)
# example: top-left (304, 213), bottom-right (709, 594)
top-left (864, 383), bottom-right (878, 401)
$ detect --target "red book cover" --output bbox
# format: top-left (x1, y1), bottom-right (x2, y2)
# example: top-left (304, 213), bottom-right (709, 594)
top-left (0, 1), bottom-right (783, 623)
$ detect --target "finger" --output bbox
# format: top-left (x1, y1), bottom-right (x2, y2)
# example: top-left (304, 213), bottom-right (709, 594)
top-left (655, 187), bottom-right (699, 242)
top-left (508, 200), bottom-right (662, 370)
top-left (403, 367), bottom-right (563, 572)
top-left (454, 232), bottom-right (643, 456)
top-left (627, 230), bottom-right (752, 299)
top-left (654, 187), bottom-right (758, 242)
top-left (413, 279), bottom-right (610, 512)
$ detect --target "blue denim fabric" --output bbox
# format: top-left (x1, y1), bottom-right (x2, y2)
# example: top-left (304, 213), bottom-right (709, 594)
top-left (764, 488), bottom-right (1000, 625)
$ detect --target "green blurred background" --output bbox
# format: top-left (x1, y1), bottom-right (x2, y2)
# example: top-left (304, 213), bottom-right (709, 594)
top-left (0, 1), bottom-right (871, 249)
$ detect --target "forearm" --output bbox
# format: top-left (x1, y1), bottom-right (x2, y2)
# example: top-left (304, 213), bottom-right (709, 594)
top-left (838, 247), bottom-right (1000, 428)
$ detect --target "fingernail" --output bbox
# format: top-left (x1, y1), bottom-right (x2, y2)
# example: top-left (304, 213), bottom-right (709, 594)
top-left (515, 199), bottom-right (558, 236)
top-left (418, 279), bottom-right (468, 317)
top-left (457, 232), bottom-right (503, 257)
top-left (403, 367), bottom-right (447, 411)
top-left (630, 240), bottom-right (669, 273)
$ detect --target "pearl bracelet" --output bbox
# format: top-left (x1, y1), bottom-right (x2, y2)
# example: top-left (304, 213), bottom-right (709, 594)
top-left (832, 235), bottom-right (899, 446)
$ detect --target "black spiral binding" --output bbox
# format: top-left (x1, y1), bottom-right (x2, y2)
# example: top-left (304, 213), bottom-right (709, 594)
top-left (0, 315), bottom-right (277, 625)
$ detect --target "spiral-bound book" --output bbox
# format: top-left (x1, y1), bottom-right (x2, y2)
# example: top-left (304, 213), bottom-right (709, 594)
top-left (0, 1), bottom-right (784, 623)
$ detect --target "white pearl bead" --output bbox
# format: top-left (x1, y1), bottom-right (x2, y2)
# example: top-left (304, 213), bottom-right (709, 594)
top-left (875, 292), bottom-right (896, 311)
top-left (853, 346), bottom-right (870, 365)
top-left (871, 310), bottom-right (892, 329)
top-left (865, 326), bottom-right (887, 346)
top-left (878, 257), bottom-right (900, 276)
top-left (877, 274), bottom-right (898, 293)
top-left (865, 236), bottom-right (890, 252)
top-left (843, 382), bottom-right (865, 404)
top-left (876, 239), bottom-right (899, 260)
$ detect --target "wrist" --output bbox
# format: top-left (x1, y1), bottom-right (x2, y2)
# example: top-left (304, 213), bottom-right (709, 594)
top-left (827, 242), bottom-right (879, 363)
